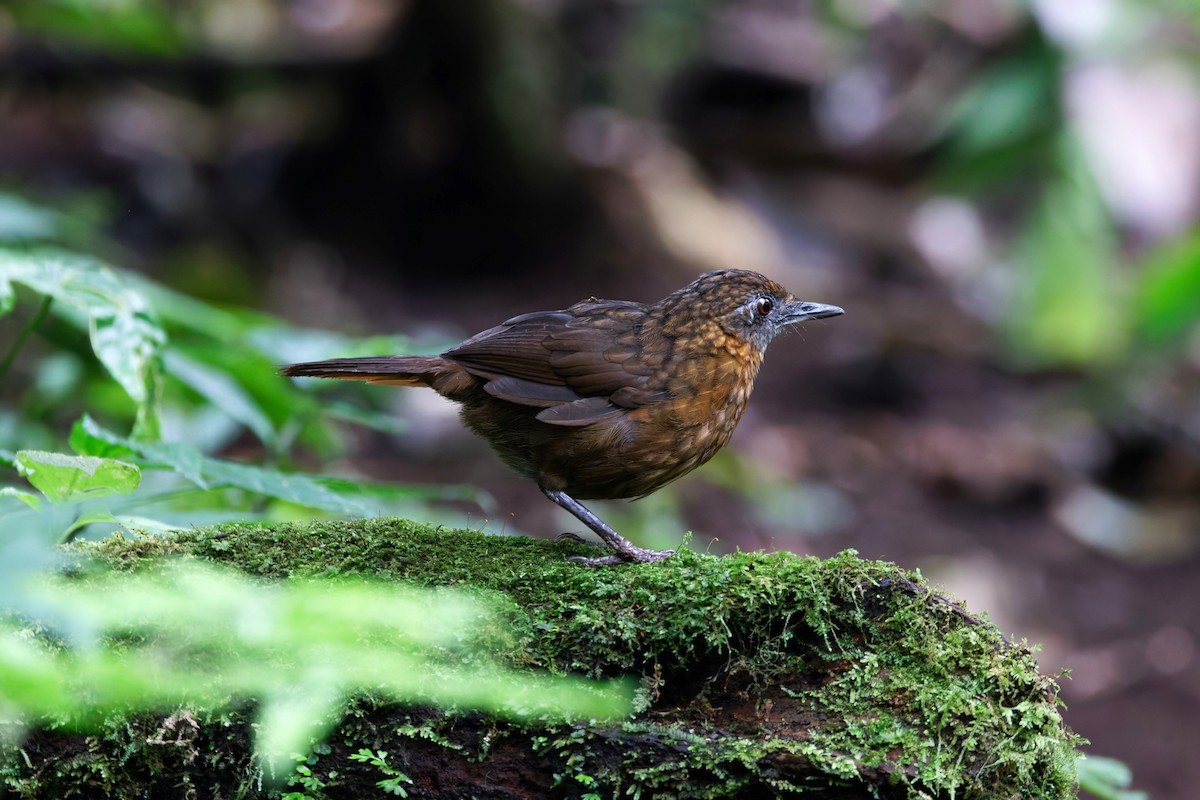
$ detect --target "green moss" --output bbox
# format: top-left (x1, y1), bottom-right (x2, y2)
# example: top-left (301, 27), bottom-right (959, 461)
top-left (8, 520), bottom-right (1083, 799)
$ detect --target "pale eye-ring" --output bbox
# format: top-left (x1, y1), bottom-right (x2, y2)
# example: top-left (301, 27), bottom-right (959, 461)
top-left (756, 296), bottom-right (775, 317)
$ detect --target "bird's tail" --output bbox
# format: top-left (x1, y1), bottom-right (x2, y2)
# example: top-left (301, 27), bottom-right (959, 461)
top-left (281, 355), bottom-right (475, 396)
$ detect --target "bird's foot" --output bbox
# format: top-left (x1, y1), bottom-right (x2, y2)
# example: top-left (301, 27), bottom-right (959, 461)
top-left (554, 531), bottom-right (590, 544)
top-left (540, 487), bottom-right (675, 567)
top-left (568, 546), bottom-right (675, 568)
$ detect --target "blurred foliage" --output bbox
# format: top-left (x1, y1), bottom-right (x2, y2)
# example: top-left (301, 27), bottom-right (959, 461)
top-left (1077, 755), bottom-right (1149, 800)
top-left (938, 39), bottom-right (1064, 192)
top-left (934, 28), bottom-right (1200, 371)
top-left (0, 193), bottom-right (479, 551)
top-left (6, 0), bottom-right (186, 56)
top-left (1006, 139), bottom-right (1124, 367)
top-left (1, 247), bottom-right (166, 436)
top-left (0, 558), bottom-right (632, 775)
top-left (1135, 232), bottom-right (1200, 345)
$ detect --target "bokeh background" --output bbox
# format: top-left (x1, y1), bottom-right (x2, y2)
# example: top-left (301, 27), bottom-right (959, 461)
top-left (2, 1), bottom-right (1199, 797)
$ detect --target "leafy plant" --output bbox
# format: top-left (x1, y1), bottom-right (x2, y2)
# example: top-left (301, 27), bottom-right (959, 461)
top-left (282, 751), bottom-right (330, 800)
top-left (349, 749), bottom-right (415, 797)
top-left (0, 190), bottom-right (629, 787)
top-left (0, 193), bottom-right (482, 552)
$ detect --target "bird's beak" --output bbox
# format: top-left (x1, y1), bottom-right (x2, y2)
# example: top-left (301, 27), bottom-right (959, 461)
top-left (782, 299), bottom-right (844, 324)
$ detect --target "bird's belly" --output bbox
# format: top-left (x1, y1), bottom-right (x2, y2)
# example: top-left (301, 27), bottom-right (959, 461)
top-left (460, 381), bottom-right (752, 501)
top-left (550, 394), bottom-right (747, 500)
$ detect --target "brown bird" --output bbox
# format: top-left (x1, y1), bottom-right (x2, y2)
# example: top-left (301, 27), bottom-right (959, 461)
top-left (282, 269), bottom-right (843, 566)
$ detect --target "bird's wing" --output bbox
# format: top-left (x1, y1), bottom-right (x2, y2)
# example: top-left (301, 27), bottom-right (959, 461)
top-left (445, 310), bottom-right (574, 386)
top-left (448, 309), bottom-right (578, 388)
top-left (444, 302), bottom-right (666, 425)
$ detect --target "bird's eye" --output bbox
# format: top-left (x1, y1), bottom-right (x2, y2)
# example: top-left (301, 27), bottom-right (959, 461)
top-left (756, 297), bottom-right (774, 317)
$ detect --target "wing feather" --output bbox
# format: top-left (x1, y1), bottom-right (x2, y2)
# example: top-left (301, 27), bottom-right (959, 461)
top-left (441, 301), bottom-right (665, 420)
top-left (535, 397), bottom-right (623, 426)
top-left (445, 312), bottom-right (572, 385)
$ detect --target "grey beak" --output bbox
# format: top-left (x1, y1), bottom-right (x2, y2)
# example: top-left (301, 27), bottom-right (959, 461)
top-left (783, 300), bottom-right (844, 323)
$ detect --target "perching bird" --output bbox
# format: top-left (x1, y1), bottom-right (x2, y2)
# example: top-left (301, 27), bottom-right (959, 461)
top-left (283, 269), bottom-right (843, 566)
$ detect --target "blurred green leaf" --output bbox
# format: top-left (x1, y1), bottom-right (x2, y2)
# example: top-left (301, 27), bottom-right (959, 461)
top-left (314, 475), bottom-right (478, 505)
top-left (169, 339), bottom-right (315, 436)
top-left (15, 450), bottom-right (140, 504)
top-left (1006, 137), bottom-right (1125, 367)
top-left (1076, 755), bottom-right (1147, 800)
top-left (0, 247), bottom-right (165, 431)
top-left (9, 0), bottom-right (187, 56)
top-left (258, 690), bottom-right (344, 772)
top-left (945, 51), bottom-right (1058, 154)
top-left (1134, 231), bottom-right (1200, 344)
top-left (322, 400), bottom-right (408, 437)
top-left (0, 268), bottom-right (11, 317)
top-left (132, 276), bottom-right (416, 360)
top-left (937, 42), bottom-right (1061, 192)
top-left (0, 486), bottom-right (43, 510)
top-left (94, 320), bottom-right (161, 403)
top-left (3, 559), bottom-right (634, 772)
top-left (200, 459), bottom-right (378, 516)
top-left (62, 507), bottom-right (122, 541)
top-left (163, 347), bottom-right (276, 446)
top-left (0, 193), bottom-right (61, 242)
top-left (132, 278), bottom-right (419, 448)
top-left (71, 415), bottom-right (381, 515)
top-left (67, 416), bottom-right (139, 461)
top-left (131, 277), bottom-right (260, 339)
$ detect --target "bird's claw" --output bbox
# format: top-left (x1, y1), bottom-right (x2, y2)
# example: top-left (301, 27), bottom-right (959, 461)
top-left (567, 548), bottom-right (675, 568)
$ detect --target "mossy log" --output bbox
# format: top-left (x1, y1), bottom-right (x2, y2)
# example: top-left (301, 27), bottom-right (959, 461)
top-left (8, 520), bottom-right (1081, 799)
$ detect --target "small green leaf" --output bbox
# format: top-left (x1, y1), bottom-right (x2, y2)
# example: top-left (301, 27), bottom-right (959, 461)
top-left (69, 415), bottom-right (139, 460)
top-left (89, 306), bottom-right (165, 405)
top-left (72, 414), bottom-right (207, 487)
top-left (0, 193), bottom-right (61, 242)
top-left (0, 247), bottom-right (166, 419)
top-left (1006, 138), bottom-right (1125, 367)
top-left (163, 347), bottom-right (276, 445)
top-left (199, 459), bottom-right (376, 516)
top-left (0, 486), bottom-right (43, 510)
top-left (1077, 754), bottom-right (1147, 800)
top-left (15, 450), bottom-right (140, 503)
top-left (9, 1), bottom-right (186, 56)
top-left (1134, 233), bottom-right (1200, 344)
top-left (936, 42), bottom-right (1061, 193)
top-left (74, 416), bottom-right (379, 515)
top-left (62, 508), bottom-right (120, 542)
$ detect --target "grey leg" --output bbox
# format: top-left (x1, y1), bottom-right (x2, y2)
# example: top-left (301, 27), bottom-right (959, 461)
top-left (541, 487), bottom-right (675, 567)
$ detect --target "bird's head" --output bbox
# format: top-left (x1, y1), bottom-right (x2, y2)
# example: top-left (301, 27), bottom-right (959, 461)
top-left (662, 269), bottom-right (843, 353)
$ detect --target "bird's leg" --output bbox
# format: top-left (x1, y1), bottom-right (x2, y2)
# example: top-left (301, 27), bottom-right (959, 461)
top-left (541, 487), bottom-right (675, 567)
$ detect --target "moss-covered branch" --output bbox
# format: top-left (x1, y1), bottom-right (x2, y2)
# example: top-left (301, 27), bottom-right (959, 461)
top-left (4, 520), bottom-right (1082, 799)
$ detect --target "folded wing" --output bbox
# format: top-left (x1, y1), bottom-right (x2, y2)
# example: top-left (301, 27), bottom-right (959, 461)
top-left (445, 302), bottom-right (666, 426)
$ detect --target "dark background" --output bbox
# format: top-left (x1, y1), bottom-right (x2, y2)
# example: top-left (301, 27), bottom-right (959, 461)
top-left (2, 2), bottom-right (1198, 797)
